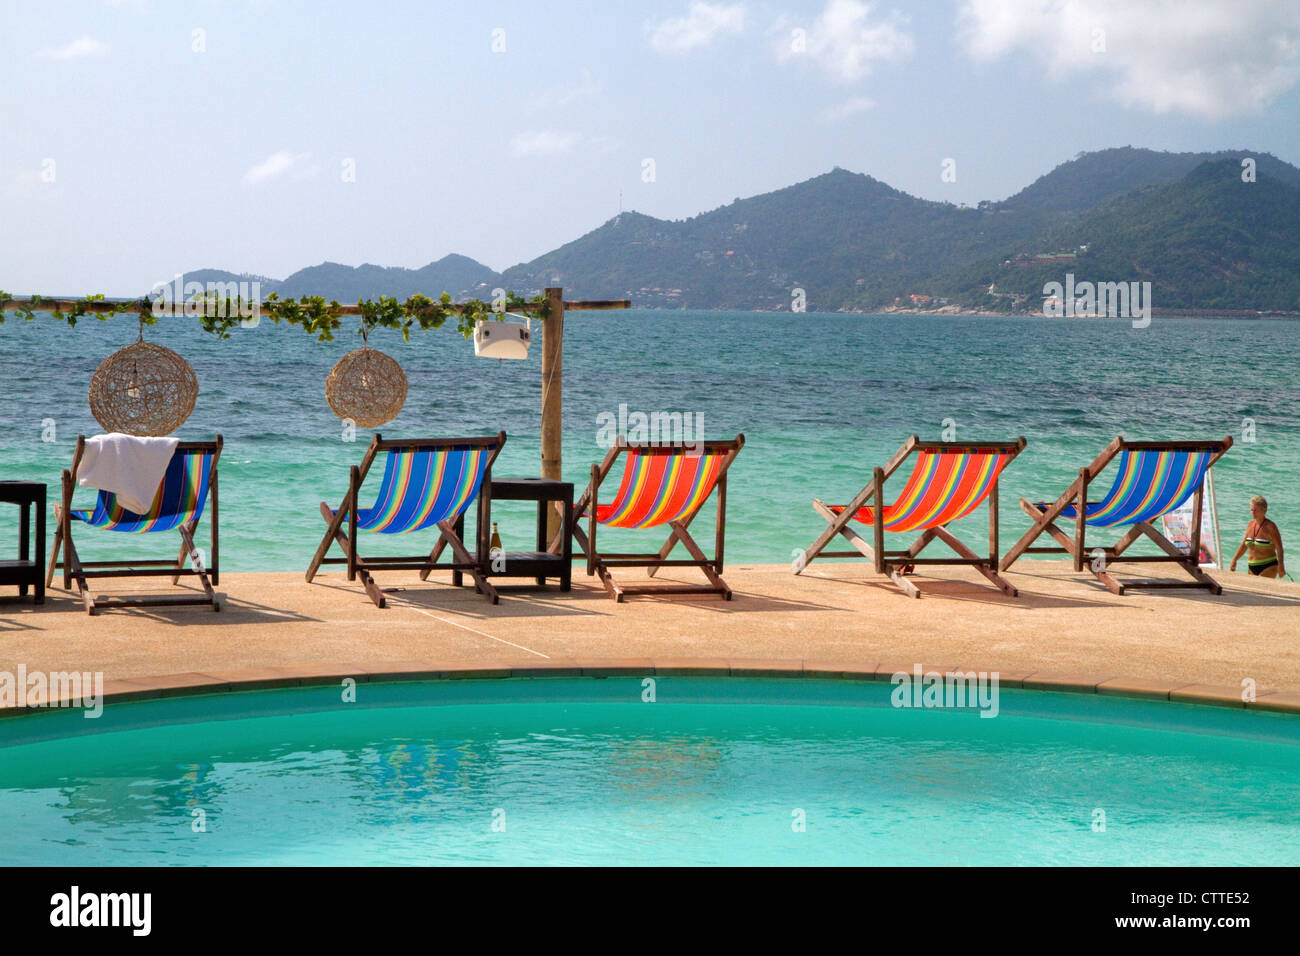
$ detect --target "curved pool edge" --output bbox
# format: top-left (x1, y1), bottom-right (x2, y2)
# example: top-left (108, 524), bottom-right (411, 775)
top-left (2, 658), bottom-right (1296, 718)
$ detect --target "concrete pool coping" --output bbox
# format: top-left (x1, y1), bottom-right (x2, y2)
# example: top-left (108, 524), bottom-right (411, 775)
top-left (2, 560), bottom-right (1299, 718)
top-left (2, 659), bottom-right (1297, 719)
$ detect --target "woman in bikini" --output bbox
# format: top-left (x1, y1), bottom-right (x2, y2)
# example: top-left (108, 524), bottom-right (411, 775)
top-left (1230, 495), bottom-right (1285, 578)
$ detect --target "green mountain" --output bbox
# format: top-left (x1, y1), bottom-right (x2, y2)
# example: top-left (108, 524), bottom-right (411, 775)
top-left (499, 168), bottom-right (1053, 309)
top-left (960, 159), bottom-right (1300, 312)
top-left (273, 254), bottom-right (498, 301)
top-left (177, 147), bottom-right (1300, 314)
top-left (1004, 146), bottom-right (1300, 213)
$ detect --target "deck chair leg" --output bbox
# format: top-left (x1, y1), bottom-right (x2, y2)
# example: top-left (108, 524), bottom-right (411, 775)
top-left (647, 511), bottom-right (697, 578)
top-left (810, 499), bottom-right (878, 561)
top-left (319, 513), bottom-right (385, 608)
top-left (1133, 521), bottom-right (1222, 594)
top-left (571, 523), bottom-right (624, 600)
top-left (436, 519), bottom-right (499, 604)
top-left (178, 525), bottom-right (219, 610)
top-left (418, 528), bottom-right (453, 582)
top-left (358, 564), bottom-right (385, 607)
top-left (171, 520), bottom-right (198, 586)
top-left (876, 530), bottom-right (937, 599)
top-left (593, 561), bottom-right (624, 602)
top-left (1016, 502), bottom-right (1125, 594)
top-left (571, 523), bottom-right (593, 568)
top-left (931, 526), bottom-right (1018, 597)
top-left (62, 532), bottom-right (95, 615)
top-left (307, 500), bottom-right (349, 583)
top-left (884, 564), bottom-right (922, 598)
top-left (1001, 484), bottom-right (1081, 571)
top-left (798, 490), bottom-right (875, 573)
top-left (61, 508), bottom-right (74, 591)
top-left (667, 519), bottom-right (731, 599)
top-left (45, 520), bottom-right (63, 589)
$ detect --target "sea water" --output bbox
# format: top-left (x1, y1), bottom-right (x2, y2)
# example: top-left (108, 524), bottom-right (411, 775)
top-left (0, 310), bottom-right (1294, 569)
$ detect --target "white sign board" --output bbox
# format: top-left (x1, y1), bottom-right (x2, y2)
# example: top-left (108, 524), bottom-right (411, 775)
top-left (1160, 471), bottom-right (1222, 569)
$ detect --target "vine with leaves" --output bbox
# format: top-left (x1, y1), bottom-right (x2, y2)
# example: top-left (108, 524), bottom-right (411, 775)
top-left (0, 289), bottom-right (552, 342)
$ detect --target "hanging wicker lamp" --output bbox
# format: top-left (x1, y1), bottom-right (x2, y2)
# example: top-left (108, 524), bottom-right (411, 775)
top-left (89, 337), bottom-right (198, 436)
top-left (325, 345), bottom-right (407, 428)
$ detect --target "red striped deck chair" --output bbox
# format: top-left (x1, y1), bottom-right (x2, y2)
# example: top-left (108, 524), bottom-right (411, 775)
top-left (1000, 436), bottom-right (1233, 595)
top-left (570, 435), bottom-right (744, 601)
top-left (797, 436), bottom-right (1026, 598)
top-left (47, 435), bottom-right (222, 614)
top-left (306, 433), bottom-right (505, 607)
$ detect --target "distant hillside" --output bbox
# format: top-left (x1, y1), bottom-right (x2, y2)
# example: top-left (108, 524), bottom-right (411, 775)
top-left (169, 268), bottom-right (279, 289)
top-left (175, 146), bottom-right (1300, 314)
top-left (1004, 146), bottom-right (1300, 213)
top-left (273, 254), bottom-right (498, 301)
top-left (171, 256), bottom-right (498, 302)
top-left (958, 159), bottom-right (1300, 311)
top-left (500, 168), bottom-right (1053, 309)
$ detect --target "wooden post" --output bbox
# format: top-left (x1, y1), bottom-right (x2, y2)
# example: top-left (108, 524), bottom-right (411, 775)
top-left (541, 287), bottom-right (565, 544)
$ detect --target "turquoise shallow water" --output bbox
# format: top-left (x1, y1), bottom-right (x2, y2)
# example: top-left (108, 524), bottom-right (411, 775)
top-left (0, 310), bottom-right (1295, 568)
top-left (1, 678), bottom-right (1297, 866)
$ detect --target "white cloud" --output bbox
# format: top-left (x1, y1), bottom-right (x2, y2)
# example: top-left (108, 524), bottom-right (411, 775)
top-left (242, 151), bottom-right (317, 185)
top-left (957, 0), bottom-right (1300, 119)
top-left (648, 2), bottom-right (746, 55)
top-left (530, 69), bottom-right (602, 110)
top-left (774, 0), bottom-right (913, 83)
top-left (510, 131), bottom-right (583, 157)
top-left (509, 130), bottom-right (618, 158)
top-left (819, 95), bottom-right (876, 121)
top-left (38, 36), bottom-right (110, 60)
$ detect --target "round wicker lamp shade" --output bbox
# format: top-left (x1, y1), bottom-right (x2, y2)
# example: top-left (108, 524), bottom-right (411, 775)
top-left (88, 341), bottom-right (199, 436)
top-left (325, 347), bottom-right (408, 428)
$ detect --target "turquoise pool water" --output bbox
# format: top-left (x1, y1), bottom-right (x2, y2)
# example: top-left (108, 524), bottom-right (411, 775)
top-left (1, 678), bottom-right (1297, 866)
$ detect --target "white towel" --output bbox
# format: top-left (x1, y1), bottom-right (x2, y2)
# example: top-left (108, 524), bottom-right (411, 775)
top-left (76, 433), bottom-right (181, 514)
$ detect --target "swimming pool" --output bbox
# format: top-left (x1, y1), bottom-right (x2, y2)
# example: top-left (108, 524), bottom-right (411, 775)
top-left (1, 677), bottom-right (1297, 866)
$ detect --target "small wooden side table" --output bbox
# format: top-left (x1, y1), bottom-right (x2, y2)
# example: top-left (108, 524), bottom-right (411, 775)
top-left (483, 478), bottom-right (573, 591)
top-left (0, 481), bottom-right (46, 604)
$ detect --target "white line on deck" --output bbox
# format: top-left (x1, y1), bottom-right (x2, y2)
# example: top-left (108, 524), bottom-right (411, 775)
top-left (392, 601), bottom-right (550, 659)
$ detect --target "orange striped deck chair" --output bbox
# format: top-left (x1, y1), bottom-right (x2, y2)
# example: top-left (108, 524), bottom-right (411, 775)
top-left (306, 432), bottom-right (505, 607)
top-left (797, 435), bottom-right (1026, 598)
top-left (570, 435), bottom-right (744, 601)
top-left (47, 435), bottom-right (222, 614)
top-left (1000, 436), bottom-right (1233, 595)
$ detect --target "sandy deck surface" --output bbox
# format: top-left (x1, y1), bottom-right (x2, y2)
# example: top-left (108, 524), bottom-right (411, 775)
top-left (2, 560), bottom-right (1299, 700)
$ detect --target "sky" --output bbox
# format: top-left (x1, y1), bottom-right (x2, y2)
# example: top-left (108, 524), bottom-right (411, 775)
top-left (4, 0), bottom-right (1300, 294)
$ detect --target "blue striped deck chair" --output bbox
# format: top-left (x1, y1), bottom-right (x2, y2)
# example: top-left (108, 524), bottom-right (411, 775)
top-left (306, 432), bottom-right (505, 607)
top-left (47, 435), bottom-right (223, 614)
top-left (1001, 436), bottom-right (1233, 594)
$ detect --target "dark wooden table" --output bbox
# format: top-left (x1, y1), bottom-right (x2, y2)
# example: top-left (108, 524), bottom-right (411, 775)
top-left (483, 478), bottom-right (573, 591)
top-left (0, 481), bottom-right (45, 604)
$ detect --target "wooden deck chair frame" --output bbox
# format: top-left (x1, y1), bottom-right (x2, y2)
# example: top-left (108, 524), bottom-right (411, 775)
top-left (797, 435), bottom-right (1026, 598)
top-left (568, 435), bottom-right (744, 602)
top-left (1000, 436), bottom-right (1233, 595)
top-left (47, 435), bottom-right (223, 615)
top-left (305, 432), bottom-right (505, 608)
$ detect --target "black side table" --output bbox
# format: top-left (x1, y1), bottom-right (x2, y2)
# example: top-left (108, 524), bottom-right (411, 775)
top-left (483, 478), bottom-right (573, 591)
top-left (0, 481), bottom-right (46, 604)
